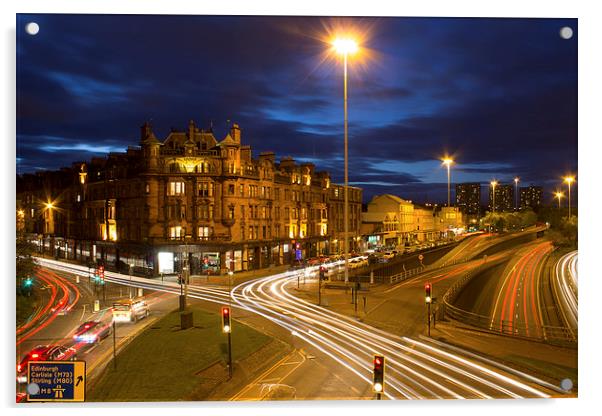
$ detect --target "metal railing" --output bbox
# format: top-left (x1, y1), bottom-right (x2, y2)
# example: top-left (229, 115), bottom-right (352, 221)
top-left (387, 257), bottom-right (470, 284)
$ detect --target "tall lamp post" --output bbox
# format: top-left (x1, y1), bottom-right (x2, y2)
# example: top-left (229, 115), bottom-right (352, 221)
top-left (514, 177), bottom-right (519, 211)
top-left (564, 176), bottom-right (575, 218)
top-left (490, 181), bottom-right (498, 213)
top-left (44, 202), bottom-right (55, 257)
top-left (554, 191), bottom-right (564, 209)
top-left (332, 37), bottom-right (358, 284)
top-left (442, 158), bottom-right (453, 207)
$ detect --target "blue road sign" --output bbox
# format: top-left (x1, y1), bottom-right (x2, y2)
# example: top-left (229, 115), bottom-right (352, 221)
top-left (295, 249), bottom-right (302, 261)
top-left (27, 361), bottom-right (86, 402)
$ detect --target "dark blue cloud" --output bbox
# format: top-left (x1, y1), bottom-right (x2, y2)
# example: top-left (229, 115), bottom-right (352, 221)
top-left (16, 14), bottom-right (577, 204)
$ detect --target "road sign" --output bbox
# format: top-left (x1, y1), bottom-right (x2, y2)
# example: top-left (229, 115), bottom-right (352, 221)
top-left (27, 361), bottom-right (86, 402)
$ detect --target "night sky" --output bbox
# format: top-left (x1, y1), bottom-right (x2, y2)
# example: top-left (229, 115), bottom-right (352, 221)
top-left (16, 14), bottom-right (577, 204)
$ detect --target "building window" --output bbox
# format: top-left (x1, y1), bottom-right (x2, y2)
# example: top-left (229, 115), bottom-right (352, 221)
top-left (239, 184), bottom-right (244, 196)
top-left (197, 205), bottom-right (213, 220)
top-left (169, 226), bottom-right (184, 239)
top-left (229, 206), bottom-right (235, 219)
top-left (198, 182), bottom-right (214, 197)
top-left (168, 181), bottom-right (185, 196)
top-left (228, 184), bottom-right (235, 195)
top-left (145, 183), bottom-right (150, 194)
top-left (198, 226), bottom-right (212, 238)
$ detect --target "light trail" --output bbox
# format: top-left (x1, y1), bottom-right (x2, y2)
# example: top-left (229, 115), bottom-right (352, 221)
top-left (553, 251), bottom-right (578, 332)
top-left (35, 257), bottom-right (556, 399)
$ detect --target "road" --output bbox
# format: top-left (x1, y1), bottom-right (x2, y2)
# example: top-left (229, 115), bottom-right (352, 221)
top-left (34, 247), bottom-right (568, 400)
top-left (489, 240), bottom-right (555, 338)
top-left (16, 266), bottom-right (178, 399)
top-left (552, 251), bottom-right (578, 335)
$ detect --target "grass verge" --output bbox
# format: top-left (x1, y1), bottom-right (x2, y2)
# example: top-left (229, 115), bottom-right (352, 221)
top-left (16, 293), bottom-right (40, 327)
top-left (89, 305), bottom-right (270, 401)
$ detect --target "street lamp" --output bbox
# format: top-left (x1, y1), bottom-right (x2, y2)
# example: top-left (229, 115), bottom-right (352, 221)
top-left (554, 191), bottom-right (564, 209)
top-left (564, 176), bottom-right (575, 218)
top-left (490, 181), bottom-right (498, 213)
top-left (332, 36), bottom-right (359, 285)
top-left (514, 177), bottom-right (519, 211)
top-left (441, 158), bottom-right (454, 207)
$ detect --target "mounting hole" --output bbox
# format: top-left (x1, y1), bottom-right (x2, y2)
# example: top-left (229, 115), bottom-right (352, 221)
top-left (26, 382), bottom-right (40, 395)
top-left (25, 22), bottom-right (40, 35)
top-left (559, 26), bottom-right (573, 40)
top-left (560, 378), bottom-right (573, 392)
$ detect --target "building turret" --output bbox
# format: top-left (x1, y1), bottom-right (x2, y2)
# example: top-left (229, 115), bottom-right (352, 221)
top-left (140, 121), bottom-right (160, 172)
top-left (230, 123), bottom-right (241, 144)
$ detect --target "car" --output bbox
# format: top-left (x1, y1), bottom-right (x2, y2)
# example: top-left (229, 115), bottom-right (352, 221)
top-left (112, 298), bottom-right (150, 323)
top-left (17, 345), bottom-right (77, 383)
top-left (73, 320), bottom-right (111, 344)
top-left (381, 251), bottom-right (395, 260)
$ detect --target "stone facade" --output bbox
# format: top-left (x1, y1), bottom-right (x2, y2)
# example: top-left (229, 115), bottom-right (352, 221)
top-left (361, 194), bottom-right (464, 249)
top-left (16, 120), bottom-right (362, 276)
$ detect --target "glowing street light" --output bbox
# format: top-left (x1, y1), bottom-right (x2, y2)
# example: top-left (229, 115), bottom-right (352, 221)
top-left (563, 176), bottom-right (575, 218)
top-left (514, 177), bottom-right (520, 211)
top-left (331, 36), bottom-right (359, 285)
top-left (490, 181), bottom-right (498, 213)
top-left (441, 158), bottom-right (454, 207)
top-left (554, 191), bottom-right (564, 209)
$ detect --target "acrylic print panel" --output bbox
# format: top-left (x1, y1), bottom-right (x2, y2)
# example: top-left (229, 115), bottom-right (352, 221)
top-left (15, 14), bottom-right (577, 402)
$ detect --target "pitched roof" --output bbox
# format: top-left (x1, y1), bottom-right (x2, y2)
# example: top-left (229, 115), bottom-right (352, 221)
top-left (218, 133), bottom-right (238, 147)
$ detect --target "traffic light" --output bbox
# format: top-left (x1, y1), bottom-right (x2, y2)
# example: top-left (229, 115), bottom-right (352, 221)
top-left (221, 306), bottom-right (231, 333)
top-left (23, 277), bottom-right (33, 287)
top-left (319, 266), bottom-right (326, 281)
top-left (373, 354), bottom-right (385, 393)
top-left (425, 283), bottom-right (432, 304)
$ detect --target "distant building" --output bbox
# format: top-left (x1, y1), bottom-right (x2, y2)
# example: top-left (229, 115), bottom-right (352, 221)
top-left (360, 194), bottom-right (462, 249)
top-left (455, 183), bottom-right (481, 217)
top-left (489, 184), bottom-right (514, 212)
top-left (519, 186), bottom-right (543, 212)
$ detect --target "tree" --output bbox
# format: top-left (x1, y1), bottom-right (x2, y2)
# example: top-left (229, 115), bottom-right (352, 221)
top-left (519, 209), bottom-right (537, 228)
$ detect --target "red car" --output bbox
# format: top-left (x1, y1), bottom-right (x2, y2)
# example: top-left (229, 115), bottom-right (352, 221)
top-left (17, 345), bottom-right (77, 383)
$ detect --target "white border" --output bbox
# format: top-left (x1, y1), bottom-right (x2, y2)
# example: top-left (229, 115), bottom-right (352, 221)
top-left (3, 1), bottom-right (600, 415)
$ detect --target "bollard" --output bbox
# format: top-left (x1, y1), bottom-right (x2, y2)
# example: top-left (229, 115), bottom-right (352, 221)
top-left (93, 299), bottom-right (100, 312)
top-left (75, 275), bottom-right (80, 284)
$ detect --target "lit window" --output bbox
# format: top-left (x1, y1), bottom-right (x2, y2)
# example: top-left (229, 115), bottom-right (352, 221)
top-left (169, 226), bottom-right (183, 239)
top-left (198, 226), bottom-right (212, 238)
top-left (168, 181), bottom-right (185, 196)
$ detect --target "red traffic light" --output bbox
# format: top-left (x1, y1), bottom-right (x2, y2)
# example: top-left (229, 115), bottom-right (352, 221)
top-left (373, 354), bottom-right (385, 393)
top-left (425, 283), bottom-right (432, 303)
top-left (222, 306), bottom-right (231, 333)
